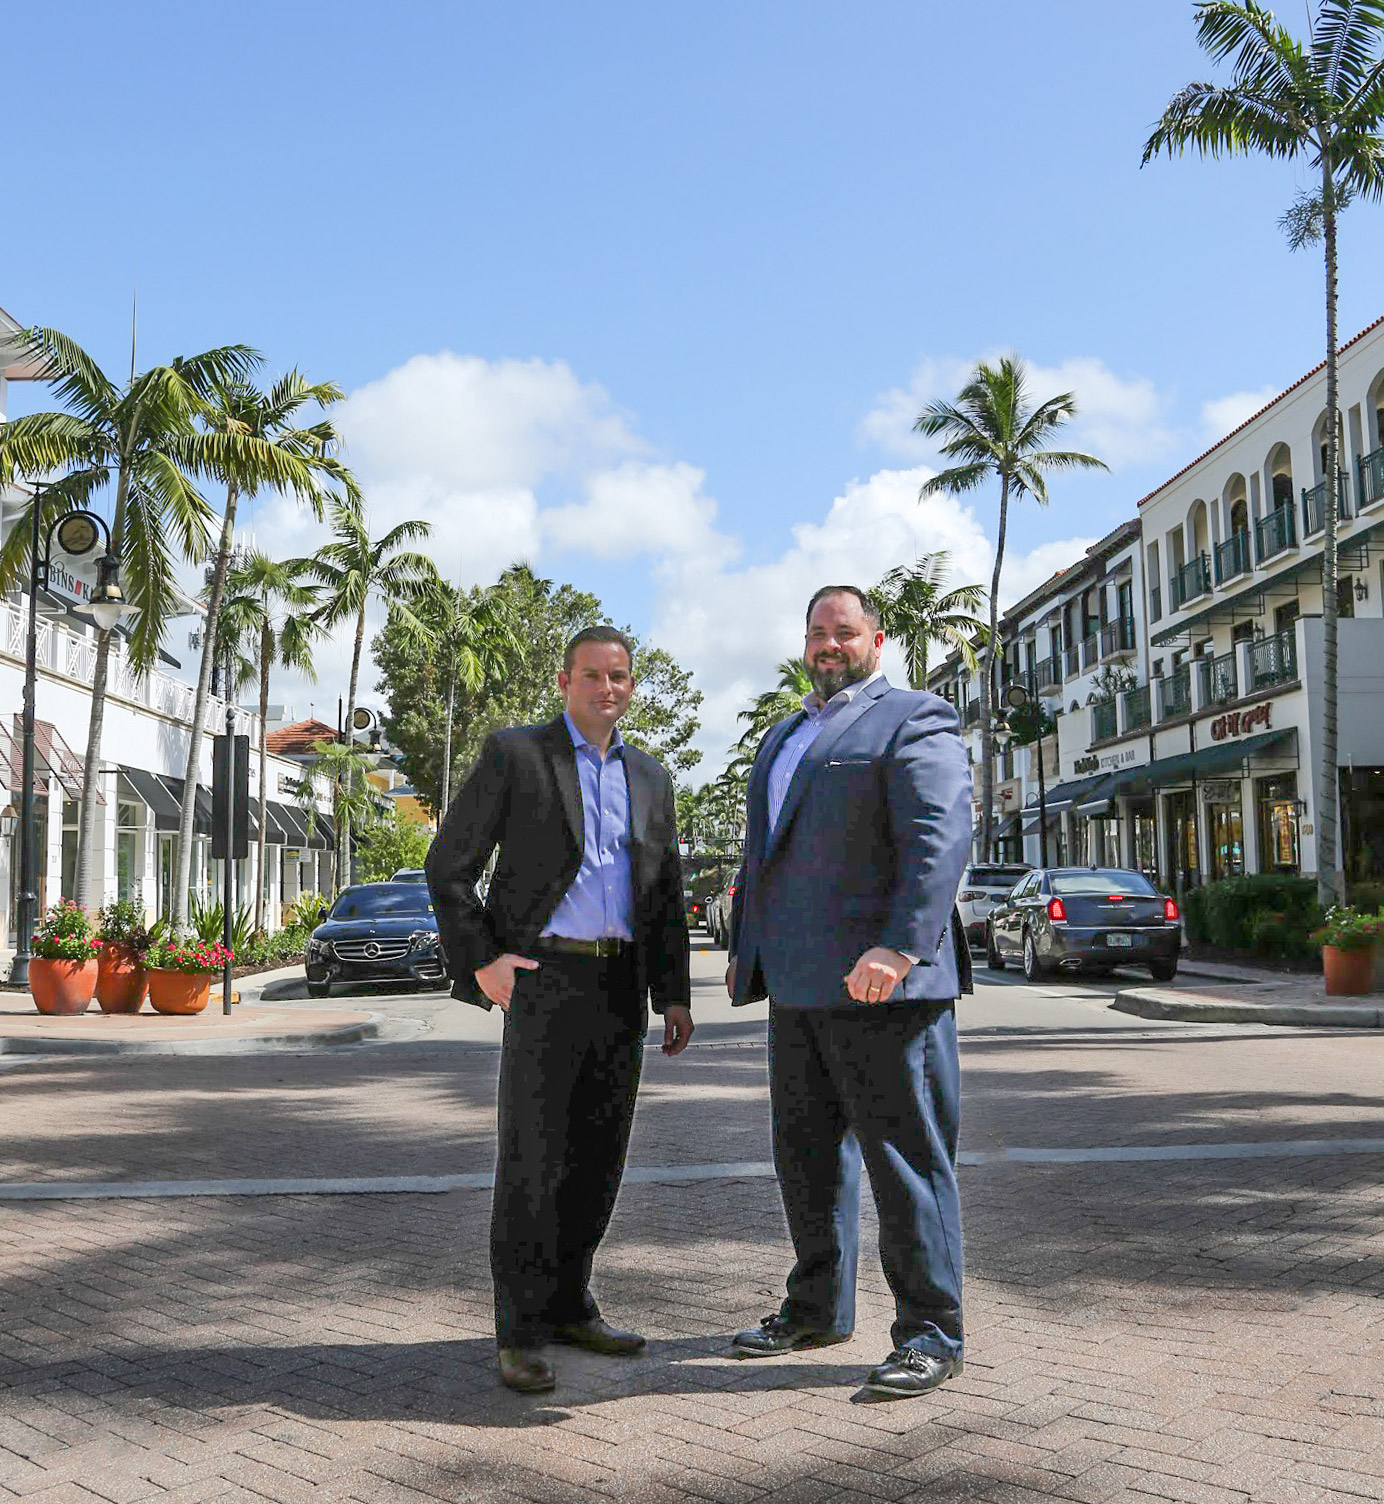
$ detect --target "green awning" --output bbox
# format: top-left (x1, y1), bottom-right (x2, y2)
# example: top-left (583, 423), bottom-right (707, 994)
top-left (1106, 727), bottom-right (1296, 794)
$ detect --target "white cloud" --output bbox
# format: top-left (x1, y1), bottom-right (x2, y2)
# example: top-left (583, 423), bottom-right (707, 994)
top-left (859, 352), bottom-right (1179, 471)
top-left (1201, 386), bottom-right (1279, 444)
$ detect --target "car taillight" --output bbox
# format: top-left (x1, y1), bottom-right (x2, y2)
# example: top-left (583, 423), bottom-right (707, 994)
top-left (1107, 894), bottom-right (1124, 902)
top-left (1047, 897), bottom-right (1067, 922)
top-left (959, 889), bottom-right (983, 902)
top-left (1164, 898), bottom-right (1179, 921)
top-left (729, 884), bottom-right (737, 898)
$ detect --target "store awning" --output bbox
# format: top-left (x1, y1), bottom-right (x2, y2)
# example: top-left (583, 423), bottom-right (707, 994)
top-left (996, 813), bottom-right (1021, 839)
top-left (1107, 728), bottom-right (1297, 795)
top-left (1020, 773), bottom-right (1110, 833)
top-left (119, 767), bottom-right (184, 830)
top-left (1073, 775), bottom-right (1119, 818)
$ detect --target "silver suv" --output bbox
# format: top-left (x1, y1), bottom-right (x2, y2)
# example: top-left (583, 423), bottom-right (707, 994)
top-left (956, 863), bottom-right (1031, 949)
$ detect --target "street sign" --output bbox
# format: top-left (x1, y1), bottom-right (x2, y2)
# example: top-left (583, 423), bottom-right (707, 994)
top-left (211, 734), bottom-right (250, 860)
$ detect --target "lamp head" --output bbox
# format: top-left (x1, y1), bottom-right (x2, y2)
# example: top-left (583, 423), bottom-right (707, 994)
top-left (86, 557), bottom-right (126, 633)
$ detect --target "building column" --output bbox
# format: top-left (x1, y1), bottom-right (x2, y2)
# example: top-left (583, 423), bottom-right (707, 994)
top-left (97, 768), bottom-right (119, 912)
top-left (1240, 774), bottom-right (1260, 876)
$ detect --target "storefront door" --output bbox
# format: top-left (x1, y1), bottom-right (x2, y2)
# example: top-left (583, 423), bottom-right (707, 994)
top-left (1165, 791), bottom-right (1199, 893)
top-left (1207, 800), bottom-right (1245, 880)
top-left (1256, 775), bottom-right (1300, 873)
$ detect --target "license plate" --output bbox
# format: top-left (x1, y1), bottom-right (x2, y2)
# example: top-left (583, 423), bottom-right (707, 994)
top-left (1105, 933), bottom-right (1134, 948)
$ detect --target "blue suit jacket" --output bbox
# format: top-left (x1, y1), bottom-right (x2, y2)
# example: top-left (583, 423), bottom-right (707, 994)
top-left (729, 676), bottom-right (973, 1009)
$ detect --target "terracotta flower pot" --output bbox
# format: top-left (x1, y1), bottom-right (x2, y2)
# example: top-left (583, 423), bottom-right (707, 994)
top-left (96, 942), bottom-right (147, 1014)
top-left (146, 968), bottom-right (212, 1016)
top-left (29, 957), bottom-right (98, 1015)
top-left (1323, 943), bottom-right (1374, 997)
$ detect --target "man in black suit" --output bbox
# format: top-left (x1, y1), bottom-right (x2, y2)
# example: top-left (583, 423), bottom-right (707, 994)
top-left (427, 625), bottom-right (693, 1394)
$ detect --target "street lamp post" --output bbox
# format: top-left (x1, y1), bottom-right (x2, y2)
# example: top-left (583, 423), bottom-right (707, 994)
top-left (1002, 675), bottom-right (1050, 870)
top-left (11, 495), bottom-right (126, 987)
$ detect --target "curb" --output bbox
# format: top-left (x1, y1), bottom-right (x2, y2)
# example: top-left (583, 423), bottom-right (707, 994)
top-left (1112, 988), bottom-right (1384, 1028)
top-left (0, 1012), bottom-right (385, 1057)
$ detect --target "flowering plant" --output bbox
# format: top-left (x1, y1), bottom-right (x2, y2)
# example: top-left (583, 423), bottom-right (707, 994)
top-left (142, 938), bottom-right (233, 974)
top-left (1310, 905), bottom-right (1384, 952)
top-left (98, 899), bottom-right (151, 951)
top-left (31, 900), bottom-right (101, 962)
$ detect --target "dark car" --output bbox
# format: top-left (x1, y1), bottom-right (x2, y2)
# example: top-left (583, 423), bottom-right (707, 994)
top-left (708, 874), bottom-right (738, 948)
top-left (305, 882), bottom-right (447, 997)
top-left (985, 866), bottom-right (1181, 983)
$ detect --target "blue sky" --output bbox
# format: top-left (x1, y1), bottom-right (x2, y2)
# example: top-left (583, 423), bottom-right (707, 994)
top-left (7, 1), bottom-right (1384, 765)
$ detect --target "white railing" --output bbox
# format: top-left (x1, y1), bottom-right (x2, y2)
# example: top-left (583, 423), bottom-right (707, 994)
top-left (0, 595), bottom-right (257, 744)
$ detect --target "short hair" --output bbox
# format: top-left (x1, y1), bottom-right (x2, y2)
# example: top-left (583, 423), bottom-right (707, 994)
top-left (563, 624), bottom-right (636, 675)
top-left (805, 584), bottom-right (881, 632)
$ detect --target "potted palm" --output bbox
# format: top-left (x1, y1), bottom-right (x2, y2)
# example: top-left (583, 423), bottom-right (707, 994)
top-left (29, 900), bottom-right (101, 1015)
top-left (95, 900), bottom-right (152, 1014)
top-left (141, 936), bottom-right (233, 1015)
top-left (1312, 907), bottom-right (1383, 997)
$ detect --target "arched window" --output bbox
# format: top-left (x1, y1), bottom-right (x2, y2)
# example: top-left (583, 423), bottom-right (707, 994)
top-left (1268, 443), bottom-right (1293, 513)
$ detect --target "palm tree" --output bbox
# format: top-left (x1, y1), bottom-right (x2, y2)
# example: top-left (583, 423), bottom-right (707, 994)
top-left (0, 327), bottom-right (264, 907)
top-left (735, 658), bottom-right (815, 756)
top-left (1143, 0), bottom-right (1384, 906)
top-left (869, 551), bottom-right (990, 689)
top-left (916, 357), bottom-right (1108, 861)
top-left (171, 372), bottom-right (352, 929)
top-left (297, 500), bottom-right (437, 883)
top-left (417, 579), bottom-right (519, 816)
top-left (217, 551), bottom-right (324, 931)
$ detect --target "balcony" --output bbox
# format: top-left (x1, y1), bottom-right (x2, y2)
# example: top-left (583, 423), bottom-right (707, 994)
top-left (1169, 553), bottom-right (1211, 611)
top-left (1034, 654), bottom-right (1061, 692)
top-left (1149, 585), bottom-right (1162, 623)
top-left (1099, 616), bottom-right (1136, 660)
top-left (1081, 633), bottom-right (1100, 670)
top-left (1359, 445), bottom-right (1384, 509)
top-left (1123, 683), bottom-right (1151, 731)
top-left (1302, 474), bottom-right (1351, 537)
top-left (1197, 651), bottom-right (1238, 706)
top-left (1157, 665), bottom-right (1190, 722)
top-left (1063, 644), bottom-right (1080, 679)
top-left (1249, 628), bottom-right (1298, 691)
top-left (963, 700), bottom-right (981, 727)
top-left (1213, 530), bottom-right (1251, 586)
top-left (1091, 699), bottom-right (1117, 742)
top-left (1255, 505), bottom-right (1296, 564)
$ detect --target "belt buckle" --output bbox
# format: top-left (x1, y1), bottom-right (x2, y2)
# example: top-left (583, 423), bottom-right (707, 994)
top-left (596, 938), bottom-right (618, 957)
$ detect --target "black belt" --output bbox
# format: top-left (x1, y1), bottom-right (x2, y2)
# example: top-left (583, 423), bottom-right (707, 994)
top-left (535, 936), bottom-right (633, 958)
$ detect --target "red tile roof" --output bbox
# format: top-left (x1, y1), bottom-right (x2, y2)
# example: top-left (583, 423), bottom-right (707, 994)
top-left (1137, 314), bottom-right (1384, 509)
top-left (265, 718), bottom-right (339, 758)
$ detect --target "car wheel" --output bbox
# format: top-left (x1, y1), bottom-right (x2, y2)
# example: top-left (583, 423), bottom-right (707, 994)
top-left (1022, 930), bottom-right (1046, 983)
top-left (1148, 958), bottom-right (1178, 983)
top-left (986, 925), bottom-right (1005, 971)
top-left (307, 981), bottom-right (331, 998)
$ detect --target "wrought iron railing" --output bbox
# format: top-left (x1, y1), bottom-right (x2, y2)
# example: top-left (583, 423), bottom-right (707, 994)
top-left (1123, 683), bottom-right (1151, 731)
top-left (1091, 699), bottom-right (1117, 742)
top-left (1359, 445), bottom-right (1384, 509)
top-left (1099, 616), bottom-right (1136, 658)
top-left (1158, 666), bottom-right (1190, 722)
top-left (1081, 633), bottom-right (1100, 670)
top-left (1170, 553), bottom-right (1211, 611)
top-left (1034, 654), bottom-right (1061, 691)
top-left (1149, 585), bottom-right (1162, 622)
top-left (963, 700), bottom-right (981, 726)
top-left (1302, 474), bottom-right (1351, 536)
top-left (1255, 505), bottom-right (1295, 563)
top-left (1213, 531), bottom-right (1251, 585)
top-left (1249, 628), bottom-right (1298, 690)
top-left (1064, 644), bottom-right (1081, 678)
top-left (1197, 651), bottom-right (1238, 706)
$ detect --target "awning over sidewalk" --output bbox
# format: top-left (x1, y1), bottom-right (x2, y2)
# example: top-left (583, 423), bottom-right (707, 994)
top-left (118, 767), bottom-right (183, 830)
top-left (1105, 727), bottom-right (1297, 796)
top-left (1020, 773), bottom-right (1108, 834)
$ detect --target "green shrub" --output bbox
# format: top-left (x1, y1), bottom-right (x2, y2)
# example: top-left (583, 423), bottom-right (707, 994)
top-left (1346, 879), bottom-right (1384, 912)
top-left (188, 895), bottom-right (256, 954)
top-left (1186, 874), bottom-right (1323, 960)
top-left (1181, 884), bottom-right (1210, 943)
top-left (288, 892), bottom-right (331, 930)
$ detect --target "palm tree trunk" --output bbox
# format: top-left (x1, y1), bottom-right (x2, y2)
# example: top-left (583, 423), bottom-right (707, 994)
top-left (980, 478), bottom-right (1009, 862)
top-left (255, 618), bottom-right (271, 933)
top-left (74, 630), bottom-right (112, 910)
top-left (338, 600), bottom-right (367, 887)
top-left (440, 662), bottom-right (457, 815)
top-left (173, 482), bottom-right (239, 929)
top-left (1318, 171), bottom-right (1342, 909)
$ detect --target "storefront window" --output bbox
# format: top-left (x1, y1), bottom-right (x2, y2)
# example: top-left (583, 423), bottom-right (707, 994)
top-left (1094, 818), bottom-right (1120, 867)
top-left (1256, 775), bottom-right (1300, 873)
top-left (116, 799), bottom-right (141, 904)
top-left (1165, 790), bottom-right (1200, 893)
top-left (60, 799), bottom-right (79, 899)
top-left (1131, 804), bottom-right (1157, 881)
top-left (1207, 795), bottom-right (1245, 880)
top-left (1340, 767), bottom-right (1384, 883)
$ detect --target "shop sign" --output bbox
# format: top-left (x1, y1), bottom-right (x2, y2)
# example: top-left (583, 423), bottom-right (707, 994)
top-left (997, 779), bottom-right (1019, 809)
top-left (278, 772), bottom-right (304, 795)
top-left (1073, 753), bottom-right (1099, 774)
top-left (1208, 702), bottom-right (1272, 742)
top-left (1200, 780), bottom-right (1237, 803)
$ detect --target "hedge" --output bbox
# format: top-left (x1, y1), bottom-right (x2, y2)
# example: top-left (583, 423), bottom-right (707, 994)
top-left (1181, 874), bottom-right (1324, 960)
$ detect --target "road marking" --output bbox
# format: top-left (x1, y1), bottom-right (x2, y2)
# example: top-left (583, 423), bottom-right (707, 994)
top-left (4, 1140), bottom-right (1384, 1201)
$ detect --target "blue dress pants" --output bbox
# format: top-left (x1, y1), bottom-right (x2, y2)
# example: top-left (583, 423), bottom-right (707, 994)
top-left (490, 951), bottom-right (644, 1349)
top-left (768, 998), bottom-right (963, 1359)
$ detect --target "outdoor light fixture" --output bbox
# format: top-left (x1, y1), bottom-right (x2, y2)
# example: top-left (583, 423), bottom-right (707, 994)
top-left (1355, 578), bottom-right (1369, 602)
top-left (84, 555), bottom-right (127, 633)
top-left (0, 807), bottom-right (16, 841)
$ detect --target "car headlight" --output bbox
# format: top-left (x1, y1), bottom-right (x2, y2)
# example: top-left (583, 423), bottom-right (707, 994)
top-left (408, 930), bottom-right (438, 951)
top-left (308, 938), bottom-right (330, 958)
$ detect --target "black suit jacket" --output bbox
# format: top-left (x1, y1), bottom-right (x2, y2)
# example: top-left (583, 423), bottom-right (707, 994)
top-left (425, 716), bottom-right (691, 1014)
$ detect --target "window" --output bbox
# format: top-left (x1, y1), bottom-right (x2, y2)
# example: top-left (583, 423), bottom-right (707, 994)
top-left (1050, 871), bottom-right (1157, 897)
top-left (1274, 600), bottom-right (1300, 633)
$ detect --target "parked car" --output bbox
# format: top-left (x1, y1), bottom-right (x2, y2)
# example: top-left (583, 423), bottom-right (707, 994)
top-left (709, 874), bottom-right (739, 948)
top-left (956, 863), bottom-right (1032, 948)
top-left (985, 866), bottom-right (1180, 983)
top-left (391, 868), bottom-right (428, 883)
top-left (305, 882), bottom-right (447, 997)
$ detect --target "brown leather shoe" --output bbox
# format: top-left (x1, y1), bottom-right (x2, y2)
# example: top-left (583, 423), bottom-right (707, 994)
top-left (552, 1317), bottom-right (646, 1356)
top-left (498, 1347), bottom-right (555, 1393)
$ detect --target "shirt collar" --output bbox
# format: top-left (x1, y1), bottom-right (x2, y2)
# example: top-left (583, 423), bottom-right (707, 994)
top-left (563, 710), bottom-right (624, 756)
top-left (801, 669), bottom-right (884, 719)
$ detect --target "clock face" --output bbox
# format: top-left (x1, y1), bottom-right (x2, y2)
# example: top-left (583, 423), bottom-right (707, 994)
top-left (55, 514), bottom-right (100, 558)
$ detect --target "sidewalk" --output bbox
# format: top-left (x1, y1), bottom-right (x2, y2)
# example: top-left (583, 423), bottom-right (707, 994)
top-left (1117, 953), bottom-right (1384, 1026)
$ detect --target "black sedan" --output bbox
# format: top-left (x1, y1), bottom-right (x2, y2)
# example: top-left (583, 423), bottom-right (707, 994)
top-left (304, 882), bottom-right (447, 997)
top-left (985, 866), bottom-right (1181, 983)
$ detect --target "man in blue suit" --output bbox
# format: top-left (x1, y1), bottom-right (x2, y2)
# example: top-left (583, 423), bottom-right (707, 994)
top-left (727, 584), bottom-right (973, 1400)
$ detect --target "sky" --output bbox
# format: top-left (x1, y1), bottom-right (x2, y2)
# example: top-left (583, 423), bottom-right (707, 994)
top-left (6, 1), bottom-right (1384, 774)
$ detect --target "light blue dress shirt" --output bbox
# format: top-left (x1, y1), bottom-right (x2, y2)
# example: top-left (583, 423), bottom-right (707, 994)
top-left (542, 712), bottom-right (635, 941)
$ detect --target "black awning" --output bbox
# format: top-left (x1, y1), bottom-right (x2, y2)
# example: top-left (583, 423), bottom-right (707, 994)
top-left (1074, 775), bottom-right (1118, 817)
top-left (1108, 728), bottom-right (1297, 795)
top-left (1020, 772), bottom-right (1109, 832)
top-left (158, 774), bottom-right (214, 835)
top-left (118, 767), bottom-right (184, 830)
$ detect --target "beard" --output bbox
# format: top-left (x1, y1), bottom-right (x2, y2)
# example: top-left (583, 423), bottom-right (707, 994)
top-left (808, 646), bottom-right (878, 702)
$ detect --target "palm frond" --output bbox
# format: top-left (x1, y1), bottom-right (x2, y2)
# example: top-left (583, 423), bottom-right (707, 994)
top-left (16, 327), bottom-right (118, 422)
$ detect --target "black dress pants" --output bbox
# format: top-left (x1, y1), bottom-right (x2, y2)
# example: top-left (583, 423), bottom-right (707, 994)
top-left (490, 950), bottom-right (645, 1349)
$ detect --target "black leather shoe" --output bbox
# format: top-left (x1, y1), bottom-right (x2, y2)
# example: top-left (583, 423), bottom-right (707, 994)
top-left (498, 1347), bottom-right (556, 1393)
top-left (731, 1313), bottom-right (851, 1358)
top-left (551, 1318), bottom-right (646, 1356)
top-left (861, 1348), bottom-right (962, 1398)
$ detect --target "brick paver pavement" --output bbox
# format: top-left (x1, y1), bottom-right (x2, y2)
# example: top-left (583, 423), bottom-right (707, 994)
top-left (2, 1004), bottom-right (1384, 1503)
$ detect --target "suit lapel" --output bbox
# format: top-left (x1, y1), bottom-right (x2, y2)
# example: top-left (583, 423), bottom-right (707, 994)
top-left (765, 677), bottom-right (892, 860)
top-left (541, 717), bottom-right (583, 852)
top-left (624, 745), bottom-right (653, 855)
top-left (747, 713), bottom-right (803, 867)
